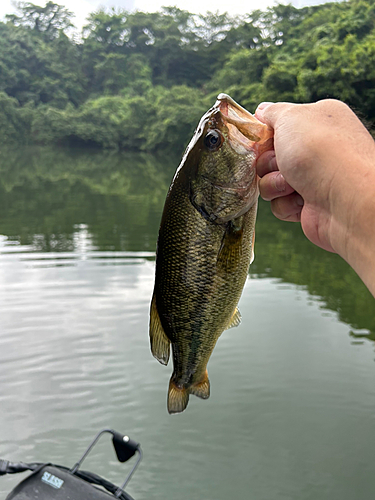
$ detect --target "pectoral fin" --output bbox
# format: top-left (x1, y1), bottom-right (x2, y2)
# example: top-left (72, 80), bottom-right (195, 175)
top-left (226, 307), bottom-right (242, 330)
top-left (217, 221), bottom-right (243, 273)
top-left (149, 294), bottom-right (170, 366)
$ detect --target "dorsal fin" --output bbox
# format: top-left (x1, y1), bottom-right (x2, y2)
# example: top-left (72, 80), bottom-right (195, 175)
top-left (149, 294), bottom-right (170, 366)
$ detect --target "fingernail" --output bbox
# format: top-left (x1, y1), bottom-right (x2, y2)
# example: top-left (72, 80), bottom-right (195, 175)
top-left (256, 101), bottom-right (273, 112)
top-left (274, 172), bottom-right (286, 192)
top-left (254, 101), bottom-right (273, 117)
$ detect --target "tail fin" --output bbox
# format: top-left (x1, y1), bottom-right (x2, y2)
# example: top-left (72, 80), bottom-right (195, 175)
top-left (168, 380), bottom-right (189, 415)
top-left (167, 371), bottom-right (211, 414)
top-left (189, 370), bottom-right (210, 400)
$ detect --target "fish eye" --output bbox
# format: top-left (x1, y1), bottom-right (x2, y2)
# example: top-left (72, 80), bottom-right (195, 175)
top-left (204, 130), bottom-right (223, 151)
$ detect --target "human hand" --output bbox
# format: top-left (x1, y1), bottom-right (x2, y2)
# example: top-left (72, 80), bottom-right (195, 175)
top-left (255, 99), bottom-right (375, 296)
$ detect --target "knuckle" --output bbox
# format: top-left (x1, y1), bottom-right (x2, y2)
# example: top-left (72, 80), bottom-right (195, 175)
top-left (270, 197), bottom-right (284, 219)
top-left (259, 176), bottom-right (275, 201)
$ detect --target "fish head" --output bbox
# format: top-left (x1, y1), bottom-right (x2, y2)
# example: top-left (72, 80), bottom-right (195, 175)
top-left (185, 94), bottom-right (273, 224)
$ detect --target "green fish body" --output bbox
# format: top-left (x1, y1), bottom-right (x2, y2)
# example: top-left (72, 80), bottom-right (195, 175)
top-left (149, 94), bottom-right (272, 414)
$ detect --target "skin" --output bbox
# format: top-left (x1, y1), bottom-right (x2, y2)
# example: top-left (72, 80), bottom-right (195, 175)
top-left (254, 99), bottom-right (375, 298)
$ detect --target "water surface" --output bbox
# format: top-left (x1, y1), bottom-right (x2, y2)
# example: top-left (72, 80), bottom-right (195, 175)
top-left (0, 147), bottom-right (374, 500)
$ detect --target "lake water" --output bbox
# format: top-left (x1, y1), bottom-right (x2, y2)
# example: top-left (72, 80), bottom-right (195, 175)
top-left (0, 147), bottom-right (374, 500)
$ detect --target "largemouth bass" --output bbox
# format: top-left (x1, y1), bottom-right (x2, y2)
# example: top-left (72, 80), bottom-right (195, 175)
top-left (149, 94), bottom-right (272, 414)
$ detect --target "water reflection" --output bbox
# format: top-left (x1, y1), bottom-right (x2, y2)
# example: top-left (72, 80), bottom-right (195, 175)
top-left (0, 146), bottom-right (177, 252)
top-left (251, 203), bottom-right (375, 340)
top-left (0, 146), bottom-right (374, 339)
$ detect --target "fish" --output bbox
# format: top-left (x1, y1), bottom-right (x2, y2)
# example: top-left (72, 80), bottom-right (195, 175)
top-left (149, 94), bottom-right (273, 414)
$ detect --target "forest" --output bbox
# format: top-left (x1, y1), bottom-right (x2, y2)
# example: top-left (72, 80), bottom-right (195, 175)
top-left (1, 0), bottom-right (375, 151)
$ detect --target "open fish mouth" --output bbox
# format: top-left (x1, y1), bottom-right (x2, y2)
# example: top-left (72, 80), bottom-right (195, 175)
top-left (216, 93), bottom-right (273, 151)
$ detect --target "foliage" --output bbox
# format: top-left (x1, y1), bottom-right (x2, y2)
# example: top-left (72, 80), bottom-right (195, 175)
top-left (0, 19), bottom-right (84, 108)
top-left (0, 92), bottom-right (32, 143)
top-left (30, 85), bottom-right (208, 151)
top-left (1, 0), bottom-right (375, 150)
top-left (6, 1), bottom-right (74, 40)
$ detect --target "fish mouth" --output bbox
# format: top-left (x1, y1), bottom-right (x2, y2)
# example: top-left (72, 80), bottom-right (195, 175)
top-left (216, 93), bottom-right (273, 149)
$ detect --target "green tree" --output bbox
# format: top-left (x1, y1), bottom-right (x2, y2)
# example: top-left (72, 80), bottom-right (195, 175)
top-left (0, 20), bottom-right (84, 107)
top-left (1, 0), bottom-right (375, 150)
top-left (0, 91), bottom-right (32, 144)
top-left (142, 85), bottom-right (209, 151)
top-left (6, 1), bottom-right (74, 40)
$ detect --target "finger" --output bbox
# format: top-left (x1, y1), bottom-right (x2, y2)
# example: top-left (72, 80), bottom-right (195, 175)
top-left (270, 192), bottom-right (304, 222)
top-left (255, 102), bottom-right (298, 128)
top-left (259, 172), bottom-right (295, 201)
top-left (256, 150), bottom-right (278, 178)
top-left (255, 101), bottom-right (273, 114)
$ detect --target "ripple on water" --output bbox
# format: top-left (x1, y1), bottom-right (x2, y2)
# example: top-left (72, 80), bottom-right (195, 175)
top-left (2, 244), bottom-right (375, 500)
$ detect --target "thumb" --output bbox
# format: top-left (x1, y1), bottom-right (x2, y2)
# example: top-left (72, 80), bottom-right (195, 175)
top-left (255, 101), bottom-right (297, 128)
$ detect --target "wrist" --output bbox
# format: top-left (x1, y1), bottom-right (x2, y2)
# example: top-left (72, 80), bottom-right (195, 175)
top-left (340, 166), bottom-right (375, 296)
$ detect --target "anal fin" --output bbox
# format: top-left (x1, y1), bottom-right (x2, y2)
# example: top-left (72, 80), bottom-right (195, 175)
top-left (250, 229), bottom-right (255, 265)
top-left (149, 294), bottom-right (170, 366)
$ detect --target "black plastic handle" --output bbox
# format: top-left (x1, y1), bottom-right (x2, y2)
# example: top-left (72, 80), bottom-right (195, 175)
top-left (112, 432), bottom-right (140, 463)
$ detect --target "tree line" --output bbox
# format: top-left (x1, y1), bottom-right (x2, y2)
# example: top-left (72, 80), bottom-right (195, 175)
top-left (1, 0), bottom-right (374, 151)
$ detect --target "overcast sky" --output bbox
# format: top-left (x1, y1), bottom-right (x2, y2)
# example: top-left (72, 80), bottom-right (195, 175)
top-left (0, 0), bottom-right (330, 31)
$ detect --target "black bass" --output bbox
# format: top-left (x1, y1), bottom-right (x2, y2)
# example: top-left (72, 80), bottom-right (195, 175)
top-left (149, 94), bottom-right (272, 414)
